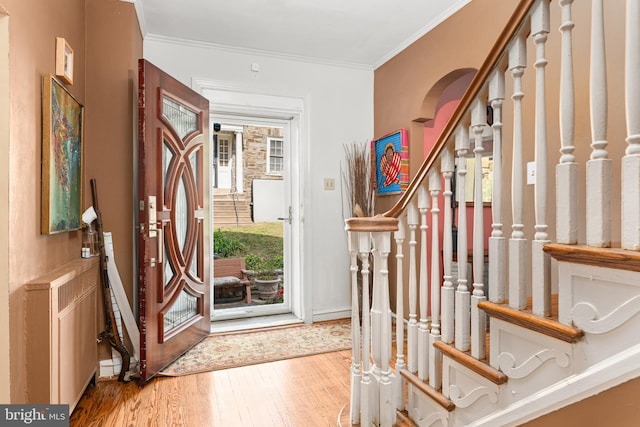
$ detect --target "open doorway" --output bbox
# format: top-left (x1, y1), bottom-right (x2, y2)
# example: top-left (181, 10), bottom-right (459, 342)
top-left (195, 81), bottom-right (306, 328)
top-left (211, 120), bottom-right (291, 321)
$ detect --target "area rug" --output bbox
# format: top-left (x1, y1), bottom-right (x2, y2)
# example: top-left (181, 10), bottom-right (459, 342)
top-left (159, 319), bottom-right (352, 376)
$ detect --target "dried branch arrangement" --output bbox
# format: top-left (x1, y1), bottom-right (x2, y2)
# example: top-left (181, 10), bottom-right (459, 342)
top-left (341, 141), bottom-right (374, 218)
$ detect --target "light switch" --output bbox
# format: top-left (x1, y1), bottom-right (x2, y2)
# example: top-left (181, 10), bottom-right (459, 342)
top-left (527, 161), bottom-right (536, 185)
top-left (324, 178), bottom-right (335, 190)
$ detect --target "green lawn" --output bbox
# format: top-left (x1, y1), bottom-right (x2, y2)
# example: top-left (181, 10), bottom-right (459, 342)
top-left (214, 222), bottom-right (283, 270)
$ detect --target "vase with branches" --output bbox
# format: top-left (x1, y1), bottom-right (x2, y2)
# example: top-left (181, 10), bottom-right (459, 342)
top-left (341, 141), bottom-right (375, 322)
top-left (341, 142), bottom-right (374, 219)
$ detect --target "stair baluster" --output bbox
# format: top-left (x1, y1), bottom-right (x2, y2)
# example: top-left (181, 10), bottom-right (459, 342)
top-left (556, 0), bottom-right (578, 245)
top-left (393, 216), bottom-right (407, 410)
top-left (441, 147), bottom-right (456, 345)
top-left (428, 167), bottom-right (442, 388)
top-left (488, 69), bottom-right (507, 304)
top-left (622, 0), bottom-right (640, 251)
top-left (358, 231), bottom-right (373, 427)
top-left (454, 125), bottom-right (471, 352)
top-left (508, 34), bottom-right (528, 310)
top-left (531, 0), bottom-right (552, 317)
top-left (586, 0), bottom-right (612, 248)
top-left (471, 98), bottom-right (487, 360)
top-left (407, 201), bottom-right (420, 374)
top-left (418, 185), bottom-right (430, 381)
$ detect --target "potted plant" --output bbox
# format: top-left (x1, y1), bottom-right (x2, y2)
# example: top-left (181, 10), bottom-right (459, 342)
top-left (246, 255), bottom-right (283, 301)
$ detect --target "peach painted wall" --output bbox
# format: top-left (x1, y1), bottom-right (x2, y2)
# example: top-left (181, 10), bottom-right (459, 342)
top-left (6, 0), bottom-right (86, 403)
top-left (4, 0), bottom-right (141, 403)
top-left (85, 0), bottom-right (142, 362)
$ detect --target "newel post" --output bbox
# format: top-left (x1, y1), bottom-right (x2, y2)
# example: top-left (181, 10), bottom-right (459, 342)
top-left (345, 215), bottom-right (398, 427)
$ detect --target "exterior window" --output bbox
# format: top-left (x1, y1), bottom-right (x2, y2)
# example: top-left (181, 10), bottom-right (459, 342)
top-left (267, 137), bottom-right (284, 175)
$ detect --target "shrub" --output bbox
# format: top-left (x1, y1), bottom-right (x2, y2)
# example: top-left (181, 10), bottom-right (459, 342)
top-left (245, 254), bottom-right (281, 271)
top-left (213, 229), bottom-right (245, 258)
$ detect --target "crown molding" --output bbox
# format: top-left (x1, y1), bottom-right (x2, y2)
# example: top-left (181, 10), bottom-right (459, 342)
top-left (144, 33), bottom-right (373, 72)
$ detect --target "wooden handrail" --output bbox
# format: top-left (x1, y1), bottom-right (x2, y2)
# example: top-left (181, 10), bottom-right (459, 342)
top-left (384, 0), bottom-right (538, 219)
top-left (344, 214), bottom-right (398, 233)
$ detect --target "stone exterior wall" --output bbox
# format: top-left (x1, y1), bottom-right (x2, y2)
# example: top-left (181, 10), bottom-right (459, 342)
top-left (242, 125), bottom-right (283, 203)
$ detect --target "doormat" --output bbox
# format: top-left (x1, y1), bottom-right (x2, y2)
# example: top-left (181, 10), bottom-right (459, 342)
top-left (158, 319), bottom-right (352, 376)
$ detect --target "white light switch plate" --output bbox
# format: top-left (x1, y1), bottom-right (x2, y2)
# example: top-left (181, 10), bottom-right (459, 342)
top-left (527, 161), bottom-right (536, 185)
top-left (324, 178), bottom-right (335, 190)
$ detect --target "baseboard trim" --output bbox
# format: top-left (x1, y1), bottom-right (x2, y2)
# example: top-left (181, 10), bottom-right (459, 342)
top-left (312, 308), bottom-right (351, 323)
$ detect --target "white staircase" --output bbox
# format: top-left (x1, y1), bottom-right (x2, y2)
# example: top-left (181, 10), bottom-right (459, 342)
top-left (343, 0), bottom-right (640, 425)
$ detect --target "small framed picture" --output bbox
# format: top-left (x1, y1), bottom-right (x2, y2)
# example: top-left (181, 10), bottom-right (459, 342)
top-left (55, 37), bottom-right (74, 85)
top-left (371, 129), bottom-right (409, 196)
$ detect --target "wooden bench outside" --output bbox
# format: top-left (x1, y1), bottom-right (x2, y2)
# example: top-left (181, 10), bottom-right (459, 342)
top-left (213, 257), bottom-right (252, 304)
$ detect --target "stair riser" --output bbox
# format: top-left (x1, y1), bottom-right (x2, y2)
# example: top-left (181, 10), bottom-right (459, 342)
top-left (489, 319), bottom-right (575, 406)
top-left (441, 359), bottom-right (501, 425)
top-left (558, 262), bottom-right (640, 368)
top-left (407, 383), bottom-right (449, 427)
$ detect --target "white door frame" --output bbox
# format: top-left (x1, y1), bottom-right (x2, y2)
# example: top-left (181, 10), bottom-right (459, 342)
top-left (193, 78), bottom-right (308, 324)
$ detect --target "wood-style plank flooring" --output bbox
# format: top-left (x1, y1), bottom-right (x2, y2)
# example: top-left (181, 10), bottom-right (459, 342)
top-left (71, 350), bottom-right (353, 427)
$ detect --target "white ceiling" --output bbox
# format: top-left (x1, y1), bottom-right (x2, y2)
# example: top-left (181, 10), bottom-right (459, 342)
top-left (133, 0), bottom-right (471, 69)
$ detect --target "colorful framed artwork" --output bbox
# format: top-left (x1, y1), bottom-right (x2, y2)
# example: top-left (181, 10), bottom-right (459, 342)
top-left (41, 74), bottom-right (84, 234)
top-left (372, 129), bottom-right (409, 196)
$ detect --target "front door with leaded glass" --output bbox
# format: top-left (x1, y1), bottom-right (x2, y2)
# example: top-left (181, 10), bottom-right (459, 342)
top-left (137, 59), bottom-right (210, 381)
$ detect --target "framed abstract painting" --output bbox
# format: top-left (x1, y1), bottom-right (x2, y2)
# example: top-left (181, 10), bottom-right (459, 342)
top-left (41, 74), bottom-right (84, 234)
top-left (372, 129), bottom-right (409, 196)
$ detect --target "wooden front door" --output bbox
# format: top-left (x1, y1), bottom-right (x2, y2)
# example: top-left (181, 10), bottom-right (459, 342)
top-left (137, 59), bottom-right (210, 381)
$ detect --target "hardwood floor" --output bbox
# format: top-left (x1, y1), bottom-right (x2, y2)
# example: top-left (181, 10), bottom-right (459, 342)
top-left (71, 350), bottom-right (353, 427)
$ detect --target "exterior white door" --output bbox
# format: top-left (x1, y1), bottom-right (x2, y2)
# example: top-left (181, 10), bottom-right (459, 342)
top-left (199, 81), bottom-right (306, 324)
top-left (217, 133), bottom-right (232, 189)
top-left (209, 117), bottom-right (294, 322)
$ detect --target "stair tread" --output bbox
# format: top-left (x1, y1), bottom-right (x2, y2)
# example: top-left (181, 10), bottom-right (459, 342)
top-left (399, 369), bottom-right (455, 411)
top-left (479, 299), bottom-right (584, 343)
top-left (433, 341), bottom-right (508, 385)
top-left (544, 243), bottom-right (640, 272)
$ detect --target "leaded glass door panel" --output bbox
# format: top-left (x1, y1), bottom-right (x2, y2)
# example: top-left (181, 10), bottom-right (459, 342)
top-left (137, 59), bottom-right (210, 381)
